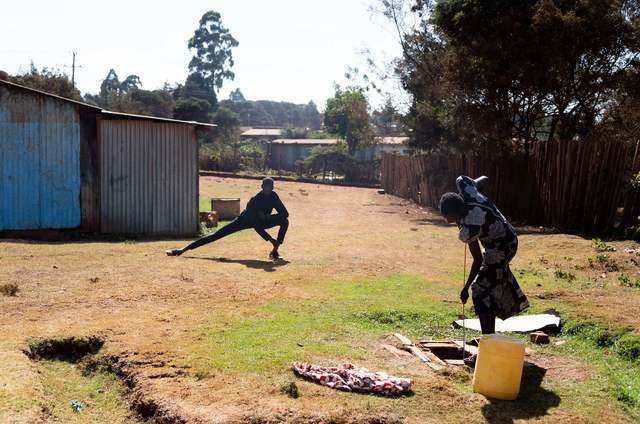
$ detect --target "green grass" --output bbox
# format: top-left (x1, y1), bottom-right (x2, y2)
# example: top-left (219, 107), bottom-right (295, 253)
top-left (199, 196), bottom-right (211, 212)
top-left (191, 274), bottom-right (461, 374)
top-left (188, 272), bottom-right (640, 420)
top-left (36, 360), bottom-right (131, 423)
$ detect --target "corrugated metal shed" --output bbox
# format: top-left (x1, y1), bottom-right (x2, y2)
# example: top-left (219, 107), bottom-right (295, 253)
top-left (0, 82), bottom-right (93, 230)
top-left (99, 119), bottom-right (199, 236)
top-left (1, 79), bottom-right (213, 236)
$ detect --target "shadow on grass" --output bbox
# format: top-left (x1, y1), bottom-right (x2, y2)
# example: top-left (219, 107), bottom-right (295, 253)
top-left (185, 256), bottom-right (290, 272)
top-left (481, 362), bottom-right (560, 424)
top-left (413, 216), bottom-right (451, 227)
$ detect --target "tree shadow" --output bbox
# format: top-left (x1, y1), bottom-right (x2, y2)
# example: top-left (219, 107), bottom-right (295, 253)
top-left (184, 256), bottom-right (290, 272)
top-left (480, 362), bottom-right (561, 424)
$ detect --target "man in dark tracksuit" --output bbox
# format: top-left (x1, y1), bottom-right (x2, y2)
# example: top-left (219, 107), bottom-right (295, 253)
top-left (166, 178), bottom-right (289, 259)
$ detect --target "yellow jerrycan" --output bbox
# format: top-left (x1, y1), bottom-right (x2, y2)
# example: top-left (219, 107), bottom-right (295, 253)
top-left (473, 334), bottom-right (525, 400)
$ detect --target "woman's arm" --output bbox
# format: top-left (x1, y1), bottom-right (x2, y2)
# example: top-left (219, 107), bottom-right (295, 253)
top-left (460, 240), bottom-right (483, 304)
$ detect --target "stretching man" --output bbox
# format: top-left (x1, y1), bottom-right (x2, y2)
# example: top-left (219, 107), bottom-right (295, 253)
top-left (166, 178), bottom-right (289, 259)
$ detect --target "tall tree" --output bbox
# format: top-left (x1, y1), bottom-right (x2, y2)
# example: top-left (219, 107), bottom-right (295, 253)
top-left (99, 69), bottom-right (121, 98)
top-left (188, 11), bottom-right (239, 102)
top-left (372, 98), bottom-right (405, 136)
top-left (120, 75), bottom-right (142, 93)
top-left (324, 86), bottom-right (374, 155)
top-left (229, 88), bottom-right (246, 102)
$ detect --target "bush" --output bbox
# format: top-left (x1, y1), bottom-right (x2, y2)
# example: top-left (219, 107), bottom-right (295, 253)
top-left (280, 381), bottom-right (299, 398)
top-left (616, 333), bottom-right (640, 362)
top-left (554, 270), bottom-right (576, 282)
top-left (619, 274), bottom-right (640, 288)
top-left (593, 238), bottom-right (616, 252)
top-left (588, 254), bottom-right (619, 272)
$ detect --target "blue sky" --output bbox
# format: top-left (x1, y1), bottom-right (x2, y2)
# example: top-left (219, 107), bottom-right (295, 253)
top-left (1, 0), bottom-right (404, 109)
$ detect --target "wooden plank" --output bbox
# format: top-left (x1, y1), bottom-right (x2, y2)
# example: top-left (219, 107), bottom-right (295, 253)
top-left (393, 333), bottom-right (413, 346)
top-left (381, 344), bottom-right (414, 359)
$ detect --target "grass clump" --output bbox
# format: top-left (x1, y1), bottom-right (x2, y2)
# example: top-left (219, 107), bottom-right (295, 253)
top-left (554, 269), bottom-right (576, 283)
top-left (353, 310), bottom-right (424, 327)
top-left (280, 381), bottom-right (299, 398)
top-left (619, 274), bottom-right (640, 288)
top-left (0, 283), bottom-right (19, 296)
top-left (617, 333), bottom-right (640, 362)
top-left (593, 238), bottom-right (616, 252)
top-left (588, 254), bottom-right (619, 272)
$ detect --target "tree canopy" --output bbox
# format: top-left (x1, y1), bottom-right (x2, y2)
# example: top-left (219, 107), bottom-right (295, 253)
top-left (218, 99), bottom-right (322, 129)
top-left (9, 63), bottom-right (81, 101)
top-left (85, 69), bottom-right (175, 118)
top-left (323, 86), bottom-right (374, 154)
top-left (188, 11), bottom-right (238, 96)
top-left (386, 0), bottom-right (640, 152)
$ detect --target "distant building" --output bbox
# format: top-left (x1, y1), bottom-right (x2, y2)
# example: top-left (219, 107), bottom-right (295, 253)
top-left (0, 79), bottom-right (214, 236)
top-left (240, 128), bottom-right (282, 142)
top-left (268, 137), bottom-right (410, 170)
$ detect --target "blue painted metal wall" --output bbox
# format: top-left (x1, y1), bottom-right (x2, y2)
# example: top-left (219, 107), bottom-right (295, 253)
top-left (0, 85), bottom-right (81, 230)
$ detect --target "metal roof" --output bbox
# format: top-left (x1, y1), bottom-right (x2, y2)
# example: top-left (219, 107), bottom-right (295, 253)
top-left (0, 79), bottom-right (216, 128)
top-left (241, 128), bottom-right (282, 136)
top-left (100, 110), bottom-right (216, 127)
top-left (271, 137), bottom-right (409, 146)
top-left (379, 136), bottom-right (409, 145)
top-left (271, 138), bottom-right (340, 145)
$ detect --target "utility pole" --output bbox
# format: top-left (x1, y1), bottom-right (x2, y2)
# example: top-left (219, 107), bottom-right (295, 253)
top-left (71, 52), bottom-right (77, 87)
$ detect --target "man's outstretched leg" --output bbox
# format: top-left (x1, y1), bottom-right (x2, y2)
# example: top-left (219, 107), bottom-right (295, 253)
top-left (166, 218), bottom-right (248, 256)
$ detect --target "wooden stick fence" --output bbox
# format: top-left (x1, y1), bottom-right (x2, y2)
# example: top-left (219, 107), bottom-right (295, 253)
top-left (381, 139), bottom-right (640, 236)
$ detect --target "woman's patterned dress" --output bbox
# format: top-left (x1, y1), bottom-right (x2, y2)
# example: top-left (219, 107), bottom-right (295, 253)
top-left (456, 176), bottom-right (529, 319)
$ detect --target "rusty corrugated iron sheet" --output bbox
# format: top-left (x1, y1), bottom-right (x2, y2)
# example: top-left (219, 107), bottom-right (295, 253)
top-left (0, 84), bottom-right (81, 230)
top-left (99, 119), bottom-right (198, 236)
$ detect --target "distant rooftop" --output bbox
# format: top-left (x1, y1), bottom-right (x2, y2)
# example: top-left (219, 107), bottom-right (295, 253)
top-left (271, 137), bottom-right (409, 146)
top-left (271, 138), bottom-right (340, 145)
top-left (380, 136), bottom-right (409, 145)
top-left (242, 128), bottom-right (282, 137)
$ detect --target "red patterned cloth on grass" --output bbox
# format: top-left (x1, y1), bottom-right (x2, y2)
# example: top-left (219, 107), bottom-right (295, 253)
top-left (291, 362), bottom-right (412, 396)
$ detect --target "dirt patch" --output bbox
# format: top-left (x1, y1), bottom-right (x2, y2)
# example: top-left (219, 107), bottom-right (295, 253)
top-left (24, 335), bottom-right (104, 362)
top-left (528, 353), bottom-right (591, 383)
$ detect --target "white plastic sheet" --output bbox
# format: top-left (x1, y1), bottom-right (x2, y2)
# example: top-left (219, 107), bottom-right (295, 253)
top-left (454, 314), bottom-right (560, 333)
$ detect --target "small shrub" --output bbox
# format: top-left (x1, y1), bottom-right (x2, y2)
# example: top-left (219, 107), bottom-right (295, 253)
top-left (593, 238), bottom-right (616, 252)
top-left (596, 328), bottom-right (628, 348)
top-left (618, 274), bottom-right (640, 288)
top-left (616, 333), bottom-right (640, 362)
top-left (0, 283), bottom-right (19, 296)
top-left (354, 310), bottom-right (423, 326)
top-left (554, 270), bottom-right (576, 282)
top-left (280, 381), bottom-right (299, 398)
top-left (588, 254), bottom-right (619, 272)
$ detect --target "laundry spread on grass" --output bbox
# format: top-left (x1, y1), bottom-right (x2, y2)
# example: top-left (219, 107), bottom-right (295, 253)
top-left (291, 362), bottom-right (412, 396)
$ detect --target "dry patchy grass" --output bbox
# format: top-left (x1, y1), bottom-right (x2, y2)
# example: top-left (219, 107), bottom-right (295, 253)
top-left (0, 176), bottom-right (639, 423)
